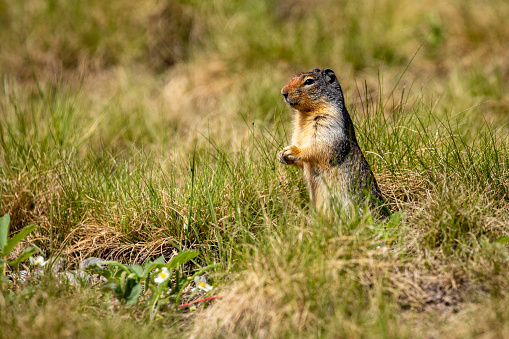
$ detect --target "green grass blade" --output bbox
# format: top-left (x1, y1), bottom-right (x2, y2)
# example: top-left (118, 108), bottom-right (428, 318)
top-left (3, 224), bottom-right (37, 256)
top-left (0, 213), bottom-right (10, 253)
top-left (8, 246), bottom-right (37, 267)
top-left (166, 250), bottom-right (199, 270)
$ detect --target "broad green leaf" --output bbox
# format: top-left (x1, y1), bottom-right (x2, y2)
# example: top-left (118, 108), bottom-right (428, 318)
top-left (166, 250), bottom-right (199, 270)
top-left (153, 255), bottom-right (165, 265)
top-left (3, 224), bottom-right (37, 256)
top-left (129, 264), bottom-right (143, 277)
top-left (112, 267), bottom-right (125, 278)
top-left (0, 213), bottom-right (10, 252)
top-left (141, 256), bottom-right (166, 277)
top-left (109, 276), bottom-right (123, 286)
top-left (8, 247), bottom-right (37, 267)
top-left (100, 282), bottom-right (122, 298)
top-left (125, 282), bottom-right (142, 305)
top-left (99, 261), bottom-right (130, 272)
top-left (87, 263), bottom-right (112, 279)
top-left (142, 255), bottom-right (165, 269)
top-left (141, 262), bottom-right (165, 277)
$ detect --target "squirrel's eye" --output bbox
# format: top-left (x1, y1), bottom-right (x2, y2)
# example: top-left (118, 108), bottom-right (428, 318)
top-left (303, 78), bottom-right (315, 86)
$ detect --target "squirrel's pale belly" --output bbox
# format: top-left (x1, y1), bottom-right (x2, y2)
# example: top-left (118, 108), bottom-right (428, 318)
top-left (303, 161), bottom-right (351, 211)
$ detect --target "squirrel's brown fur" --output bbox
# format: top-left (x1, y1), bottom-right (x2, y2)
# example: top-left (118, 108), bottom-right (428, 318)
top-left (278, 68), bottom-right (385, 216)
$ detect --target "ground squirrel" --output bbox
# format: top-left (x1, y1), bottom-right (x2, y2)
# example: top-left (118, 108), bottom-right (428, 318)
top-left (278, 68), bottom-right (386, 216)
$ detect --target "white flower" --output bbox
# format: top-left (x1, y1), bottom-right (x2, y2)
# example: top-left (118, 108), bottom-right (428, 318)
top-left (154, 267), bottom-right (170, 284)
top-left (193, 275), bottom-right (213, 292)
top-left (29, 255), bottom-right (47, 267)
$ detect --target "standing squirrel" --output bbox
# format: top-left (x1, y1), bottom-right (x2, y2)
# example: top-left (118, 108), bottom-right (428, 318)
top-left (278, 68), bottom-right (386, 216)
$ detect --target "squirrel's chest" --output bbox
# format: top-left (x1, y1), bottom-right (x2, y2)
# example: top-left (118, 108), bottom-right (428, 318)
top-left (293, 117), bottom-right (340, 148)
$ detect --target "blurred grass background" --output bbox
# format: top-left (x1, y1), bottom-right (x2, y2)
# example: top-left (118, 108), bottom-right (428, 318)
top-left (0, 0), bottom-right (508, 337)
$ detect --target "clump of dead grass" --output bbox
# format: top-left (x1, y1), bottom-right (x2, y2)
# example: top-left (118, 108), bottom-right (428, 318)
top-left (189, 230), bottom-right (470, 338)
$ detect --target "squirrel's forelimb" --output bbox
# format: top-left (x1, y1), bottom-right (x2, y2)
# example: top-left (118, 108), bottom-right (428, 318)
top-left (278, 144), bottom-right (320, 168)
top-left (278, 145), bottom-right (302, 168)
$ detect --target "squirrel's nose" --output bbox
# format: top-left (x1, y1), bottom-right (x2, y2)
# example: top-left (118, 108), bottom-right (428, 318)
top-left (281, 87), bottom-right (289, 98)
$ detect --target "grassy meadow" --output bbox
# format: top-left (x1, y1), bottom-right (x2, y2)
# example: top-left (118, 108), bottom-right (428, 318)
top-left (1, 0), bottom-right (509, 337)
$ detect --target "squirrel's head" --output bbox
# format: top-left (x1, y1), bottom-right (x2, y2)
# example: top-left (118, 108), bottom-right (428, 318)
top-left (281, 68), bottom-right (344, 113)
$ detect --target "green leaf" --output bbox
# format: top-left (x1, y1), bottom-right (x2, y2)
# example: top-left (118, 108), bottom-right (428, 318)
top-left (129, 264), bottom-right (143, 277)
top-left (99, 261), bottom-right (130, 272)
top-left (100, 282), bottom-right (122, 299)
top-left (153, 256), bottom-right (165, 265)
top-left (112, 267), bottom-right (125, 279)
top-left (166, 250), bottom-right (199, 270)
top-left (87, 263), bottom-right (112, 279)
top-left (125, 282), bottom-right (142, 305)
top-left (3, 224), bottom-right (37, 256)
top-left (0, 213), bottom-right (10, 253)
top-left (141, 256), bottom-right (166, 277)
top-left (8, 247), bottom-right (37, 267)
top-left (119, 271), bottom-right (128, 290)
top-left (141, 262), bottom-right (165, 278)
top-left (143, 255), bottom-right (165, 269)
top-left (127, 272), bottom-right (138, 280)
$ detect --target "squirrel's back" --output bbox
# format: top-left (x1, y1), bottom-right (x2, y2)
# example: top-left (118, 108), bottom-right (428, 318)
top-left (279, 68), bottom-right (385, 215)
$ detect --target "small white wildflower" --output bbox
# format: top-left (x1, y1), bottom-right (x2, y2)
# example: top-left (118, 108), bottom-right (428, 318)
top-left (192, 275), bottom-right (213, 292)
top-left (29, 255), bottom-right (47, 267)
top-left (154, 267), bottom-right (170, 284)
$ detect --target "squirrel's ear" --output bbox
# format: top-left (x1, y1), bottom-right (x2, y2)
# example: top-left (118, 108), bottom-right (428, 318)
top-left (323, 69), bottom-right (337, 84)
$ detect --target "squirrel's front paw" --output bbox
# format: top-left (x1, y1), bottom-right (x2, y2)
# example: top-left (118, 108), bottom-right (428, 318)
top-left (278, 145), bottom-right (300, 165)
